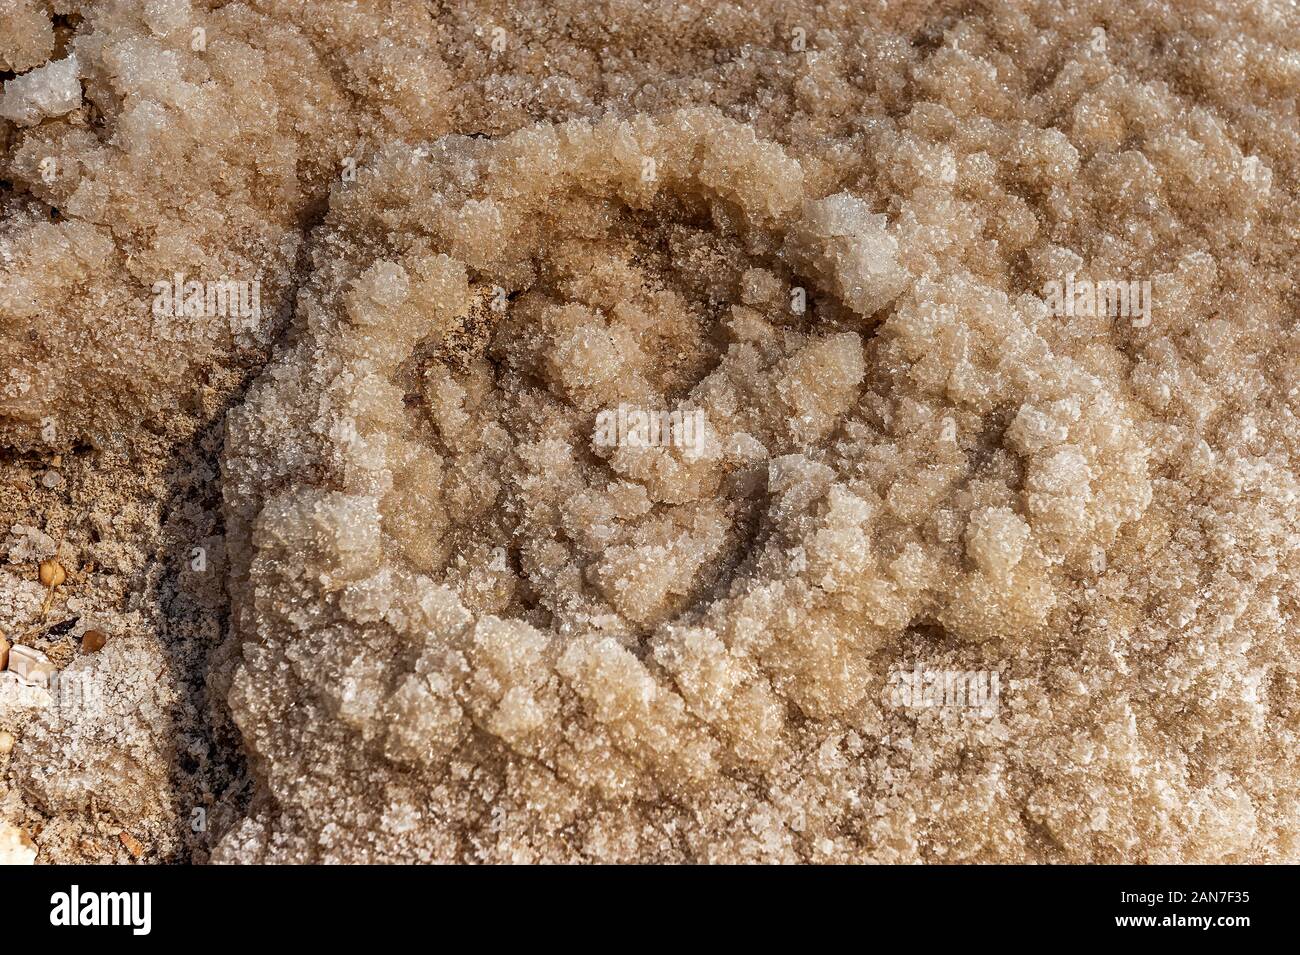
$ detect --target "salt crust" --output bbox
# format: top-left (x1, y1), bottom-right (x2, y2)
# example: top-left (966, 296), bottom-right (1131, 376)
top-left (2, 0), bottom-right (1298, 863)
top-left (220, 97), bottom-right (1291, 861)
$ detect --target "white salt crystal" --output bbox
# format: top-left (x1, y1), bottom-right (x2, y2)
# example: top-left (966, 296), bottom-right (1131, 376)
top-left (0, 54), bottom-right (82, 126)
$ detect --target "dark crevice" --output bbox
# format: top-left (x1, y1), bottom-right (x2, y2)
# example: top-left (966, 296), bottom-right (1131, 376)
top-left (149, 196), bottom-right (333, 862)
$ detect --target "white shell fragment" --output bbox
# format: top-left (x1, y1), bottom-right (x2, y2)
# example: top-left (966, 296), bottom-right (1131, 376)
top-left (6, 645), bottom-right (55, 688)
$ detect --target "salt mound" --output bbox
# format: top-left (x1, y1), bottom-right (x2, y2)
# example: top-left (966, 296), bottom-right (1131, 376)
top-left (216, 104), bottom-right (1255, 863)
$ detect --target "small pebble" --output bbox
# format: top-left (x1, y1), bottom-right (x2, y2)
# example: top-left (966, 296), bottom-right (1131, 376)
top-left (81, 629), bottom-right (107, 654)
top-left (0, 731), bottom-right (14, 755)
top-left (41, 470), bottom-right (64, 489)
top-left (0, 633), bottom-right (9, 671)
top-left (119, 832), bottom-right (144, 859)
top-left (39, 558), bottom-right (67, 588)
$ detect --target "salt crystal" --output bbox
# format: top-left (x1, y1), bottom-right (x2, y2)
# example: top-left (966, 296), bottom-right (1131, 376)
top-left (0, 54), bottom-right (81, 126)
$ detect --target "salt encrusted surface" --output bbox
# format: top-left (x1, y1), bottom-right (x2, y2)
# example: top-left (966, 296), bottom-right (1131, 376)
top-left (219, 100), bottom-right (1292, 861)
top-left (2, 0), bottom-right (1300, 862)
top-left (0, 0), bottom-right (56, 74)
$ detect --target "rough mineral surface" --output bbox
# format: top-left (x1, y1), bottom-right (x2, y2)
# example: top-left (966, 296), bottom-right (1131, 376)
top-left (2, 0), bottom-right (1299, 863)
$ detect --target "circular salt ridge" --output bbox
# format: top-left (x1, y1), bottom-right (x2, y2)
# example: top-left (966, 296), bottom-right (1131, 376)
top-left (282, 110), bottom-right (875, 782)
top-left (221, 108), bottom-right (1154, 861)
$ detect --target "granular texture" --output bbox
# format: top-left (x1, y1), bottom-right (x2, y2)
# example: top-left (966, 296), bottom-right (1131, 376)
top-left (2, 0), bottom-right (1299, 863)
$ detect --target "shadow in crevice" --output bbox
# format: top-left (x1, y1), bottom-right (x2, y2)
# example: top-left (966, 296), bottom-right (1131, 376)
top-left (151, 201), bottom-right (330, 863)
top-left (152, 410), bottom-right (251, 863)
